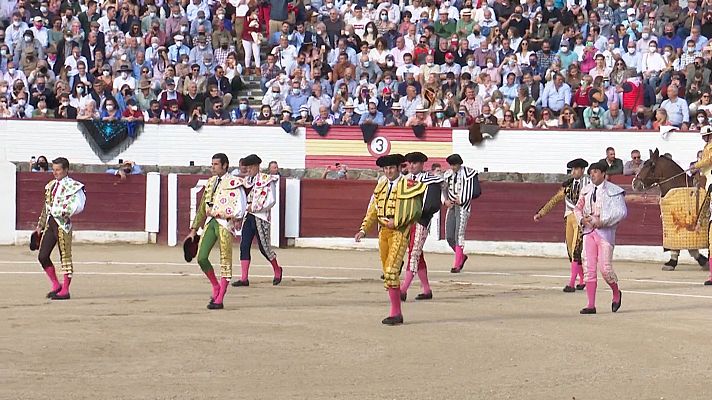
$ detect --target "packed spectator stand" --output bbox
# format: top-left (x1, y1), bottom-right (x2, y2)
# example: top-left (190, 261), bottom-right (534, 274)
top-left (2, 0), bottom-right (712, 132)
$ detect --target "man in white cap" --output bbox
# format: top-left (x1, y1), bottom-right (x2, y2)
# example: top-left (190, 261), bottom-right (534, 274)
top-left (30, 16), bottom-right (49, 47)
top-left (168, 34), bottom-right (190, 63)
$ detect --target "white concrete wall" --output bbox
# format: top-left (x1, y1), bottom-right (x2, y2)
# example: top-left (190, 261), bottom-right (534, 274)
top-left (453, 129), bottom-right (705, 173)
top-left (0, 120), bottom-right (306, 168)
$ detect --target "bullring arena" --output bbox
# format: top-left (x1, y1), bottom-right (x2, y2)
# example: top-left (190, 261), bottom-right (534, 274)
top-left (2, 122), bottom-right (712, 399)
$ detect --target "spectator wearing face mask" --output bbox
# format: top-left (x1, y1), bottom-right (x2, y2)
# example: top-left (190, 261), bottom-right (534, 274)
top-left (231, 98), bottom-right (258, 124)
top-left (100, 98), bottom-right (121, 121)
top-left (11, 92), bottom-right (34, 118)
top-left (112, 66), bottom-right (136, 95)
top-left (55, 93), bottom-right (78, 120)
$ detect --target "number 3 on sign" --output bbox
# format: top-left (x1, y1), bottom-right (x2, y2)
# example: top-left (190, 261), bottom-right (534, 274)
top-left (368, 136), bottom-right (391, 156)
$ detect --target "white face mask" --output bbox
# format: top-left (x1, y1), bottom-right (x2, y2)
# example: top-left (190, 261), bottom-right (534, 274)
top-left (106, 105), bottom-right (114, 111)
top-left (688, 47), bottom-right (696, 53)
top-left (132, 105), bottom-right (138, 111)
top-left (467, 60), bottom-right (475, 67)
top-left (150, 12), bottom-right (156, 18)
top-left (176, 41), bottom-right (183, 46)
top-left (367, 3), bottom-right (374, 9)
top-left (560, 46), bottom-right (568, 52)
top-left (121, 72), bottom-right (128, 79)
top-left (263, 112), bottom-right (270, 117)
top-left (649, 46), bottom-right (657, 53)
top-left (61, 101), bottom-right (69, 107)
top-left (628, 16), bottom-right (635, 22)
top-left (664, 51), bottom-right (672, 57)
top-left (592, 107), bottom-right (599, 113)
top-left (103, 70), bottom-right (110, 76)
top-left (367, 27), bottom-right (374, 33)
top-left (628, 47), bottom-right (635, 54)
top-left (8, 68), bottom-right (15, 75)
top-left (642, 33), bottom-right (649, 40)
top-left (110, 24), bottom-right (118, 31)
top-left (381, 15), bottom-right (388, 21)
top-left (482, 113), bottom-right (491, 118)
top-left (301, 111), bottom-right (308, 117)
top-left (12, 20), bottom-right (20, 27)
top-left (24, 36), bottom-right (32, 43)
top-left (387, 61), bottom-right (394, 67)
top-left (152, 43), bottom-right (158, 49)
top-left (0, 50), bottom-right (5, 56)
top-left (120, 54), bottom-right (128, 61)
top-left (597, 3), bottom-right (604, 8)
top-left (699, 116), bottom-right (706, 123)
top-left (487, 62), bottom-right (494, 68)
top-left (18, 99), bottom-right (26, 106)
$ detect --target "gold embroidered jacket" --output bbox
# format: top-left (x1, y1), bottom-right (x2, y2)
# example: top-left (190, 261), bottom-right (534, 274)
top-left (360, 176), bottom-right (427, 234)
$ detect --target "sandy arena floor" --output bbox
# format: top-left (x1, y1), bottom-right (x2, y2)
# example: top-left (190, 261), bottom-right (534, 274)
top-left (1, 244), bottom-right (712, 399)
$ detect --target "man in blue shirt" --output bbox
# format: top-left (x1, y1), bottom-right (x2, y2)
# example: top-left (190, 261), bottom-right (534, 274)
top-left (285, 80), bottom-right (309, 119)
top-left (358, 101), bottom-right (385, 126)
top-left (540, 73), bottom-right (571, 114)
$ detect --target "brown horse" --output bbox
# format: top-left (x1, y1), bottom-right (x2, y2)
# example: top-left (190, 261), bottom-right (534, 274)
top-left (632, 149), bottom-right (693, 196)
top-left (633, 148), bottom-right (709, 270)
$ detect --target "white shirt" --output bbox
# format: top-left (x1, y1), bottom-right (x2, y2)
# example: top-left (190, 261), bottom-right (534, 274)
top-left (639, 51), bottom-right (666, 73)
top-left (29, 26), bottom-right (49, 47)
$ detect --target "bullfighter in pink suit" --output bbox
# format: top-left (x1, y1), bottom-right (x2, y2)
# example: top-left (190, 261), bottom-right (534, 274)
top-left (574, 162), bottom-right (628, 315)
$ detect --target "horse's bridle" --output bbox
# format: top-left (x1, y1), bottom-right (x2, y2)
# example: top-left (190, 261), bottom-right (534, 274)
top-left (633, 168), bottom-right (690, 192)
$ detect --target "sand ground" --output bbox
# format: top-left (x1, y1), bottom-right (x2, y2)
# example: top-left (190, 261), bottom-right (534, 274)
top-left (1, 244), bottom-right (712, 400)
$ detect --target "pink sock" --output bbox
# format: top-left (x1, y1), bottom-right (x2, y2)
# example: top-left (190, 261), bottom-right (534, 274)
top-left (568, 262), bottom-right (577, 287)
top-left (57, 274), bottom-right (71, 296)
top-left (585, 279), bottom-right (597, 309)
top-left (205, 270), bottom-right (220, 299)
top-left (387, 288), bottom-right (402, 317)
top-left (577, 262), bottom-right (585, 285)
top-left (417, 259), bottom-right (431, 294)
top-left (215, 278), bottom-right (229, 304)
top-left (44, 265), bottom-right (61, 291)
top-left (454, 246), bottom-right (464, 268)
top-left (400, 271), bottom-right (415, 294)
top-left (240, 260), bottom-right (250, 281)
top-left (270, 258), bottom-right (282, 279)
top-left (609, 282), bottom-right (621, 303)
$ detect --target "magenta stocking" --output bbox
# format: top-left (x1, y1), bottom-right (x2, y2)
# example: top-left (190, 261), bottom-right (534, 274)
top-left (576, 262), bottom-right (585, 285)
top-left (400, 271), bottom-right (415, 294)
top-left (585, 279), bottom-right (597, 309)
top-left (387, 288), bottom-right (402, 317)
top-left (240, 260), bottom-right (250, 281)
top-left (270, 258), bottom-right (282, 280)
top-left (454, 245), bottom-right (464, 268)
top-left (568, 262), bottom-right (577, 287)
top-left (417, 258), bottom-right (431, 294)
top-left (56, 274), bottom-right (71, 296)
top-left (44, 265), bottom-right (61, 291)
top-left (215, 278), bottom-right (229, 304)
top-left (205, 270), bottom-right (220, 300)
top-left (609, 282), bottom-right (621, 303)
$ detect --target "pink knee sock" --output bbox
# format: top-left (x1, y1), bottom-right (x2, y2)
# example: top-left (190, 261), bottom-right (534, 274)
top-left (57, 274), bottom-right (71, 296)
top-left (585, 279), bottom-right (597, 309)
top-left (240, 260), bottom-right (250, 281)
top-left (387, 288), bottom-right (402, 317)
top-left (400, 271), bottom-right (415, 293)
top-left (577, 262), bottom-right (585, 285)
top-left (454, 246), bottom-right (464, 268)
top-left (417, 259), bottom-right (431, 294)
top-left (609, 282), bottom-right (621, 303)
top-left (568, 262), bottom-right (577, 287)
top-left (205, 270), bottom-right (220, 299)
top-left (44, 265), bottom-right (61, 291)
top-left (270, 258), bottom-right (282, 280)
top-left (215, 278), bottom-right (229, 304)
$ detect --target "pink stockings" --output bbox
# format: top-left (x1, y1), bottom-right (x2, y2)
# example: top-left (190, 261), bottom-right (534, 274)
top-left (583, 230), bottom-right (621, 309)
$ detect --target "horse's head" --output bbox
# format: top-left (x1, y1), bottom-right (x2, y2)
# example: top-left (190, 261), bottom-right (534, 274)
top-left (632, 149), bottom-right (662, 192)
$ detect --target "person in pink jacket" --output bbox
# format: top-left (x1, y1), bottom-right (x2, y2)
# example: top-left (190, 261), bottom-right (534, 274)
top-left (574, 162), bottom-right (628, 315)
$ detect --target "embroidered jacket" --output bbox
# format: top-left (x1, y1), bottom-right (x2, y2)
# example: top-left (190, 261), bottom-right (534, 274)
top-left (192, 174), bottom-right (248, 235)
top-left (38, 176), bottom-right (86, 233)
top-left (443, 166), bottom-right (481, 212)
top-left (360, 175), bottom-right (427, 234)
top-left (245, 173), bottom-right (280, 222)
top-left (574, 180), bottom-right (628, 244)
top-left (410, 171), bottom-right (444, 227)
top-left (537, 175), bottom-right (592, 218)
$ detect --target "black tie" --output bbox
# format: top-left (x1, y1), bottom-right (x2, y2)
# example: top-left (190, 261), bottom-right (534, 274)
top-left (386, 182), bottom-right (394, 200)
top-left (592, 186), bottom-right (597, 203)
top-left (573, 180), bottom-right (580, 197)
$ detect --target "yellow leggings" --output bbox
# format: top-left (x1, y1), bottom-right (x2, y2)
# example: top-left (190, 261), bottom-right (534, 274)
top-left (379, 227), bottom-right (410, 289)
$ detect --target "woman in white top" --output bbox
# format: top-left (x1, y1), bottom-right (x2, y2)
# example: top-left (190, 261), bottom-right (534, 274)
top-left (640, 40), bottom-right (666, 87)
top-left (536, 108), bottom-right (560, 129)
top-left (515, 40), bottom-right (534, 66)
top-left (69, 83), bottom-right (91, 110)
top-left (519, 105), bottom-right (539, 129)
top-left (369, 38), bottom-right (390, 70)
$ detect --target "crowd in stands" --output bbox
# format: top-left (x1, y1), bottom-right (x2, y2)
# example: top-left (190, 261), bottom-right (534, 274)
top-left (3, 0), bottom-right (712, 131)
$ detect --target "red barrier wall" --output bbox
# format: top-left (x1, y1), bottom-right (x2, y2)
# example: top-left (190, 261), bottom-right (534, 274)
top-left (16, 172), bottom-right (146, 231)
top-left (299, 179), bottom-right (662, 246)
